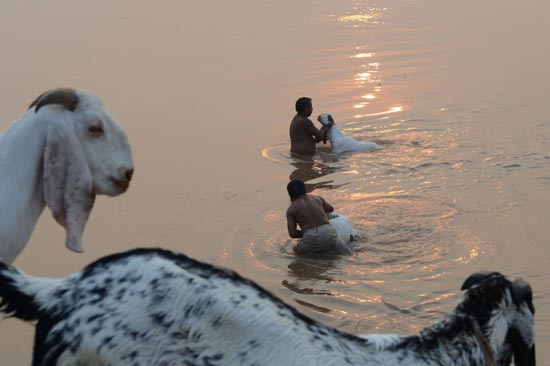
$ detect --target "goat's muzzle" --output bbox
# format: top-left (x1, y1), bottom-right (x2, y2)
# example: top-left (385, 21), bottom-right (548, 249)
top-left (109, 168), bottom-right (133, 192)
top-left (111, 177), bottom-right (130, 191)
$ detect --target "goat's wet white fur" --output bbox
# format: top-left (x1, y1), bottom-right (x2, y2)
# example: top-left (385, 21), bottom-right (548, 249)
top-left (318, 113), bottom-right (378, 154)
top-left (0, 248), bottom-right (536, 365)
top-left (328, 213), bottom-right (356, 244)
top-left (0, 88), bottom-right (133, 263)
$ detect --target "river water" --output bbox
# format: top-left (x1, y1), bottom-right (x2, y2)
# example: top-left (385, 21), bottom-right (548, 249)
top-left (0, 0), bottom-right (549, 363)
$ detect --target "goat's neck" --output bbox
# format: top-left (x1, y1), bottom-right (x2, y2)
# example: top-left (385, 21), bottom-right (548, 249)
top-left (329, 126), bottom-right (346, 140)
top-left (0, 113), bottom-right (48, 263)
top-left (379, 314), bottom-right (493, 366)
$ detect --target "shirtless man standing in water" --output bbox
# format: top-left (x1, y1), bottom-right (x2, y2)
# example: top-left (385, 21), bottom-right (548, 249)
top-left (286, 180), bottom-right (351, 256)
top-left (289, 97), bottom-right (332, 156)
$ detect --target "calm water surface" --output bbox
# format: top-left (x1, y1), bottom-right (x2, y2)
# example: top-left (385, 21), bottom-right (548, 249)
top-left (0, 0), bottom-right (549, 363)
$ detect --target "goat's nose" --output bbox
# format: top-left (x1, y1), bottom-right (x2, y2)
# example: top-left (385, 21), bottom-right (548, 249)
top-left (125, 168), bottom-right (134, 182)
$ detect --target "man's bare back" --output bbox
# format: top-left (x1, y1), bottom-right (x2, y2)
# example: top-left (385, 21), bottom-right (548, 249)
top-left (286, 180), bottom-right (351, 256)
top-left (286, 194), bottom-right (333, 238)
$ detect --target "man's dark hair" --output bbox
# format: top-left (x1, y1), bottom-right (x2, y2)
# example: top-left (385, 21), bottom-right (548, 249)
top-left (295, 97), bottom-right (312, 113)
top-left (287, 179), bottom-right (306, 200)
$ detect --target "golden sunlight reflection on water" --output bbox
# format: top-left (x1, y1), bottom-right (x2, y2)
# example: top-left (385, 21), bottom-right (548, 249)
top-left (353, 52), bottom-right (374, 59)
top-left (355, 106), bottom-right (404, 118)
top-left (242, 117), bottom-right (488, 332)
top-left (337, 7), bottom-right (384, 25)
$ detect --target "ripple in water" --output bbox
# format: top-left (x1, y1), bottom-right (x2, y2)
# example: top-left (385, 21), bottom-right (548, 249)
top-left (234, 119), bottom-right (489, 334)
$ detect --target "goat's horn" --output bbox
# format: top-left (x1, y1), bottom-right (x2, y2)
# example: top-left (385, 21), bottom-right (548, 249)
top-left (29, 88), bottom-right (79, 113)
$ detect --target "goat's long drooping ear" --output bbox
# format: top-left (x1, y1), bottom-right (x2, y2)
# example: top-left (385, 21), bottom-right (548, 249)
top-left (43, 115), bottom-right (95, 253)
top-left (509, 279), bottom-right (537, 366)
top-left (512, 278), bottom-right (535, 314)
top-left (29, 88), bottom-right (79, 113)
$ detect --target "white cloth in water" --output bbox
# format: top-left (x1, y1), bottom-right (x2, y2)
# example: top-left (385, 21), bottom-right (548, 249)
top-left (294, 224), bottom-right (351, 256)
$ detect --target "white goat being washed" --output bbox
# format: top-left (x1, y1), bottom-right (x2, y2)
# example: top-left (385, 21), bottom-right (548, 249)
top-left (0, 88), bottom-right (133, 263)
top-left (318, 113), bottom-right (378, 154)
top-left (328, 213), bottom-right (356, 244)
top-left (0, 248), bottom-right (536, 366)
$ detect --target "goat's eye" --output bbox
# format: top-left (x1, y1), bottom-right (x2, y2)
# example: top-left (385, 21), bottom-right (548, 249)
top-left (88, 125), bottom-right (104, 137)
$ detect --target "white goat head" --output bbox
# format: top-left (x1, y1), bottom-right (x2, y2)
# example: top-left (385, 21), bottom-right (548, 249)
top-left (0, 88), bottom-right (133, 262)
top-left (459, 272), bottom-right (536, 366)
top-left (29, 88), bottom-right (134, 253)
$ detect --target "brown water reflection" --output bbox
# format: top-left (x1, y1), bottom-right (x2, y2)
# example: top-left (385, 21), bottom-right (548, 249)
top-left (289, 154), bottom-right (348, 192)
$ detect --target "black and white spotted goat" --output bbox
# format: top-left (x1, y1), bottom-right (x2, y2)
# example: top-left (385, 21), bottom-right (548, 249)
top-left (0, 248), bottom-right (535, 365)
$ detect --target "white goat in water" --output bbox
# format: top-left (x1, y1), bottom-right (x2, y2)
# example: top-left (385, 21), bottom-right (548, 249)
top-left (318, 113), bottom-right (378, 154)
top-left (0, 88), bottom-right (134, 263)
top-left (0, 248), bottom-right (536, 366)
top-left (328, 213), bottom-right (356, 244)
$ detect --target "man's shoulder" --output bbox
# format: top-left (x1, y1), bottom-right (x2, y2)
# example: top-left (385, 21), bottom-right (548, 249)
top-left (291, 114), bottom-right (313, 126)
top-left (309, 194), bottom-right (327, 205)
top-left (307, 193), bottom-right (322, 200)
top-left (287, 197), bottom-right (308, 211)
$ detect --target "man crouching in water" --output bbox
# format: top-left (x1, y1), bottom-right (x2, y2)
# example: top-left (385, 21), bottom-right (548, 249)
top-left (286, 180), bottom-right (351, 256)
